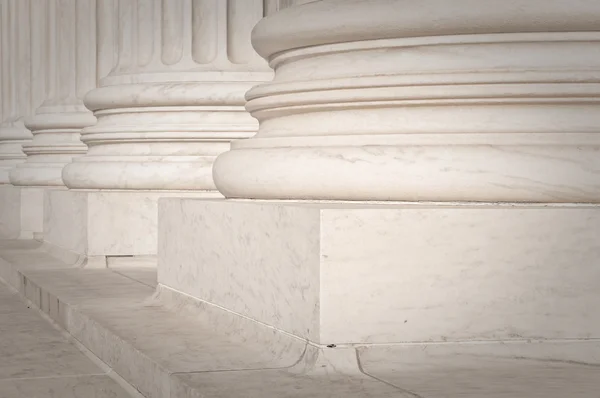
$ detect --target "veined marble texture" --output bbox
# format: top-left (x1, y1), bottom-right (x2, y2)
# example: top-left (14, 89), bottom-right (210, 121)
top-left (213, 0), bottom-right (600, 202)
top-left (0, 185), bottom-right (21, 239)
top-left (2, 237), bottom-right (599, 397)
top-left (62, 0), bottom-right (272, 192)
top-left (44, 189), bottom-right (222, 259)
top-left (0, 280), bottom-right (134, 398)
top-left (159, 199), bottom-right (600, 345)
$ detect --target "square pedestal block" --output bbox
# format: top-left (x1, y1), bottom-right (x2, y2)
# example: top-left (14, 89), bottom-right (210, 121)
top-left (158, 199), bottom-right (600, 345)
top-left (45, 190), bottom-right (219, 262)
top-left (0, 185), bottom-right (45, 239)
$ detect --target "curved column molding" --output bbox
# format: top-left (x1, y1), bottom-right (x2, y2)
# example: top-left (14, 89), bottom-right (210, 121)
top-left (10, 0), bottom-right (96, 187)
top-left (0, 0), bottom-right (33, 184)
top-left (62, 0), bottom-right (272, 191)
top-left (213, 0), bottom-right (600, 202)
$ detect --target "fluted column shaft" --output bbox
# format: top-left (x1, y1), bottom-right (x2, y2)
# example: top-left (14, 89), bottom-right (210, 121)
top-left (62, 0), bottom-right (272, 191)
top-left (0, 0), bottom-right (33, 184)
top-left (214, 0), bottom-right (600, 203)
top-left (10, 0), bottom-right (98, 187)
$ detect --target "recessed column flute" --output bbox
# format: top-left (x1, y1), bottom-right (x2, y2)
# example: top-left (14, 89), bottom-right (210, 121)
top-left (62, 0), bottom-right (271, 192)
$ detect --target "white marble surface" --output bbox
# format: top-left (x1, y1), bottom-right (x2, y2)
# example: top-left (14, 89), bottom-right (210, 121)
top-left (359, 342), bottom-right (600, 397)
top-left (0, 186), bottom-right (45, 239)
top-left (0, 246), bottom-right (307, 398)
top-left (44, 190), bottom-right (219, 257)
top-left (159, 199), bottom-right (600, 345)
top-left (0, 185), bottom-right (21, 239)
top-left (213, 0), bottom-right (600, 202)
top-left (17, 186), bottom-right (45, 238)
top-left (0, 376), bottom-right (135, 398)
top-left (10, 0), bottom-right (95, 188)
top-left (44, 190), bottom-right (89, 255)
top-left (3, 239), bottom-right (600, 398)
top-left (62, 0), bottom-right (272, 191)
top-left (158, 198), bottom-right (322, 341)
top-left (0, 0), bottom-right (33, 185)
top-left (0, 280), bottom-right (135, 398)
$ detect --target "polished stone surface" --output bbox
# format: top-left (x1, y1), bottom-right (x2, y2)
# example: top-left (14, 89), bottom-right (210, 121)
top-left (159, 198), bottom-right (600, 344)
top-left (0, 186), bottom-right (21, 239)
top-left (44, 190), bottom-right (221, 258)
top-left (0, 279), bottom-right (136, 397)
top-left (2, 240), bottom-right (600, 397)
top-left (214, 0), bottom-right (600, 203)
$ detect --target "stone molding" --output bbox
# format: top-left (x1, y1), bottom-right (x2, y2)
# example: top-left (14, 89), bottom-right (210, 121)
top-left (214, 0), bottom-right (600, 202)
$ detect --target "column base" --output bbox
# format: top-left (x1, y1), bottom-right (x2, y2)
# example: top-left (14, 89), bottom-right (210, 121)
top-left (158, 199), bottom-right (600, 345)
top-left (0, 185), bottom-right (45, 239)
top-left (45, 189), bottom-right (221, 264)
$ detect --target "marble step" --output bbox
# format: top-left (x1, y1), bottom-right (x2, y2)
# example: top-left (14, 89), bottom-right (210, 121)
top-left (0, 279), bottom-right (138, 398)
top-left (1, 239), bottom-right (599, 398)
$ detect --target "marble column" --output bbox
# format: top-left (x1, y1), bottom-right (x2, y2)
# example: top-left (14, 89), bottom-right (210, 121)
top-left (45, 0), bottom-right (271, 261)
top-left (0, 0), bottom-right (36, 238)
top-left (0, 0), bottom-right (33, 184)
top-left (214, 0), bottom-right (600, 203)
top-left (62, 0), bottom-right (271, 191)
top-left (159, 0), bottom-right (600, 347)
top-left (10, 0), bottom-right (96, 187)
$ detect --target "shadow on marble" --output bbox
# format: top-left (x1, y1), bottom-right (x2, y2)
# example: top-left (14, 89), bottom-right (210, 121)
top-left (11, 266), bottom-right (307, 398)
top-left (359, 343), bottom-right (600, 397)
top-left (0, 375), bottom-right (134, 398)
top-left (0, 285), bottom-right (102, 380)
top-left (173, 369), bottom-right (404, 398)
top-left (0, 239), bottom-right (43, 251)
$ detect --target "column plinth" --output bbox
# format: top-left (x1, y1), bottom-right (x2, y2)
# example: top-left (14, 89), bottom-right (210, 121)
top-left (213, 0), bottom-right (600, 202)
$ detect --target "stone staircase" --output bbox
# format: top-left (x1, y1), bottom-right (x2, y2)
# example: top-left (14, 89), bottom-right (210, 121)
top-left (0, 239), bottom-right (598, 398)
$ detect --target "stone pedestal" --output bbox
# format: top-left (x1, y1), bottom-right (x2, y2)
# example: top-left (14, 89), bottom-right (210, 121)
top-left (159, 199), bottom-right (600, 345)
top-left (0, 185), bottom-right (45, 239)
top-left (44, 190), bottom-right (219, 266)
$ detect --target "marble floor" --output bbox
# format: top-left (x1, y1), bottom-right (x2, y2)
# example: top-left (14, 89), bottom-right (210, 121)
top-left (0, 239), bottom-right (599, 397)
top-left (0, 279), bottom-right (140, 398)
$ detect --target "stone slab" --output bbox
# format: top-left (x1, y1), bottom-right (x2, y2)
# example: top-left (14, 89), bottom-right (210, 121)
top-left (0, 246), bottom-right (307, 397)
top-left (17, 186), bottom-right (45, 239)
top-left (359, 343), bottom-right (600, 397)
top-left (2, 239), bottom-right (599, 398)
top-left (0, 375), bottom-right (135, 398)
top-left (0, 185), bottom-right (21, 239)
top-left (158, 199), bottom-right (600, 345)
top-left (44, 189), bottom-right (220, 259)
top-left (172, 366), bottom-right (404, 398)
top-left (0, 186), bottom-right (49, 239)
top-left (0, 282), bottom-right (103, 380)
